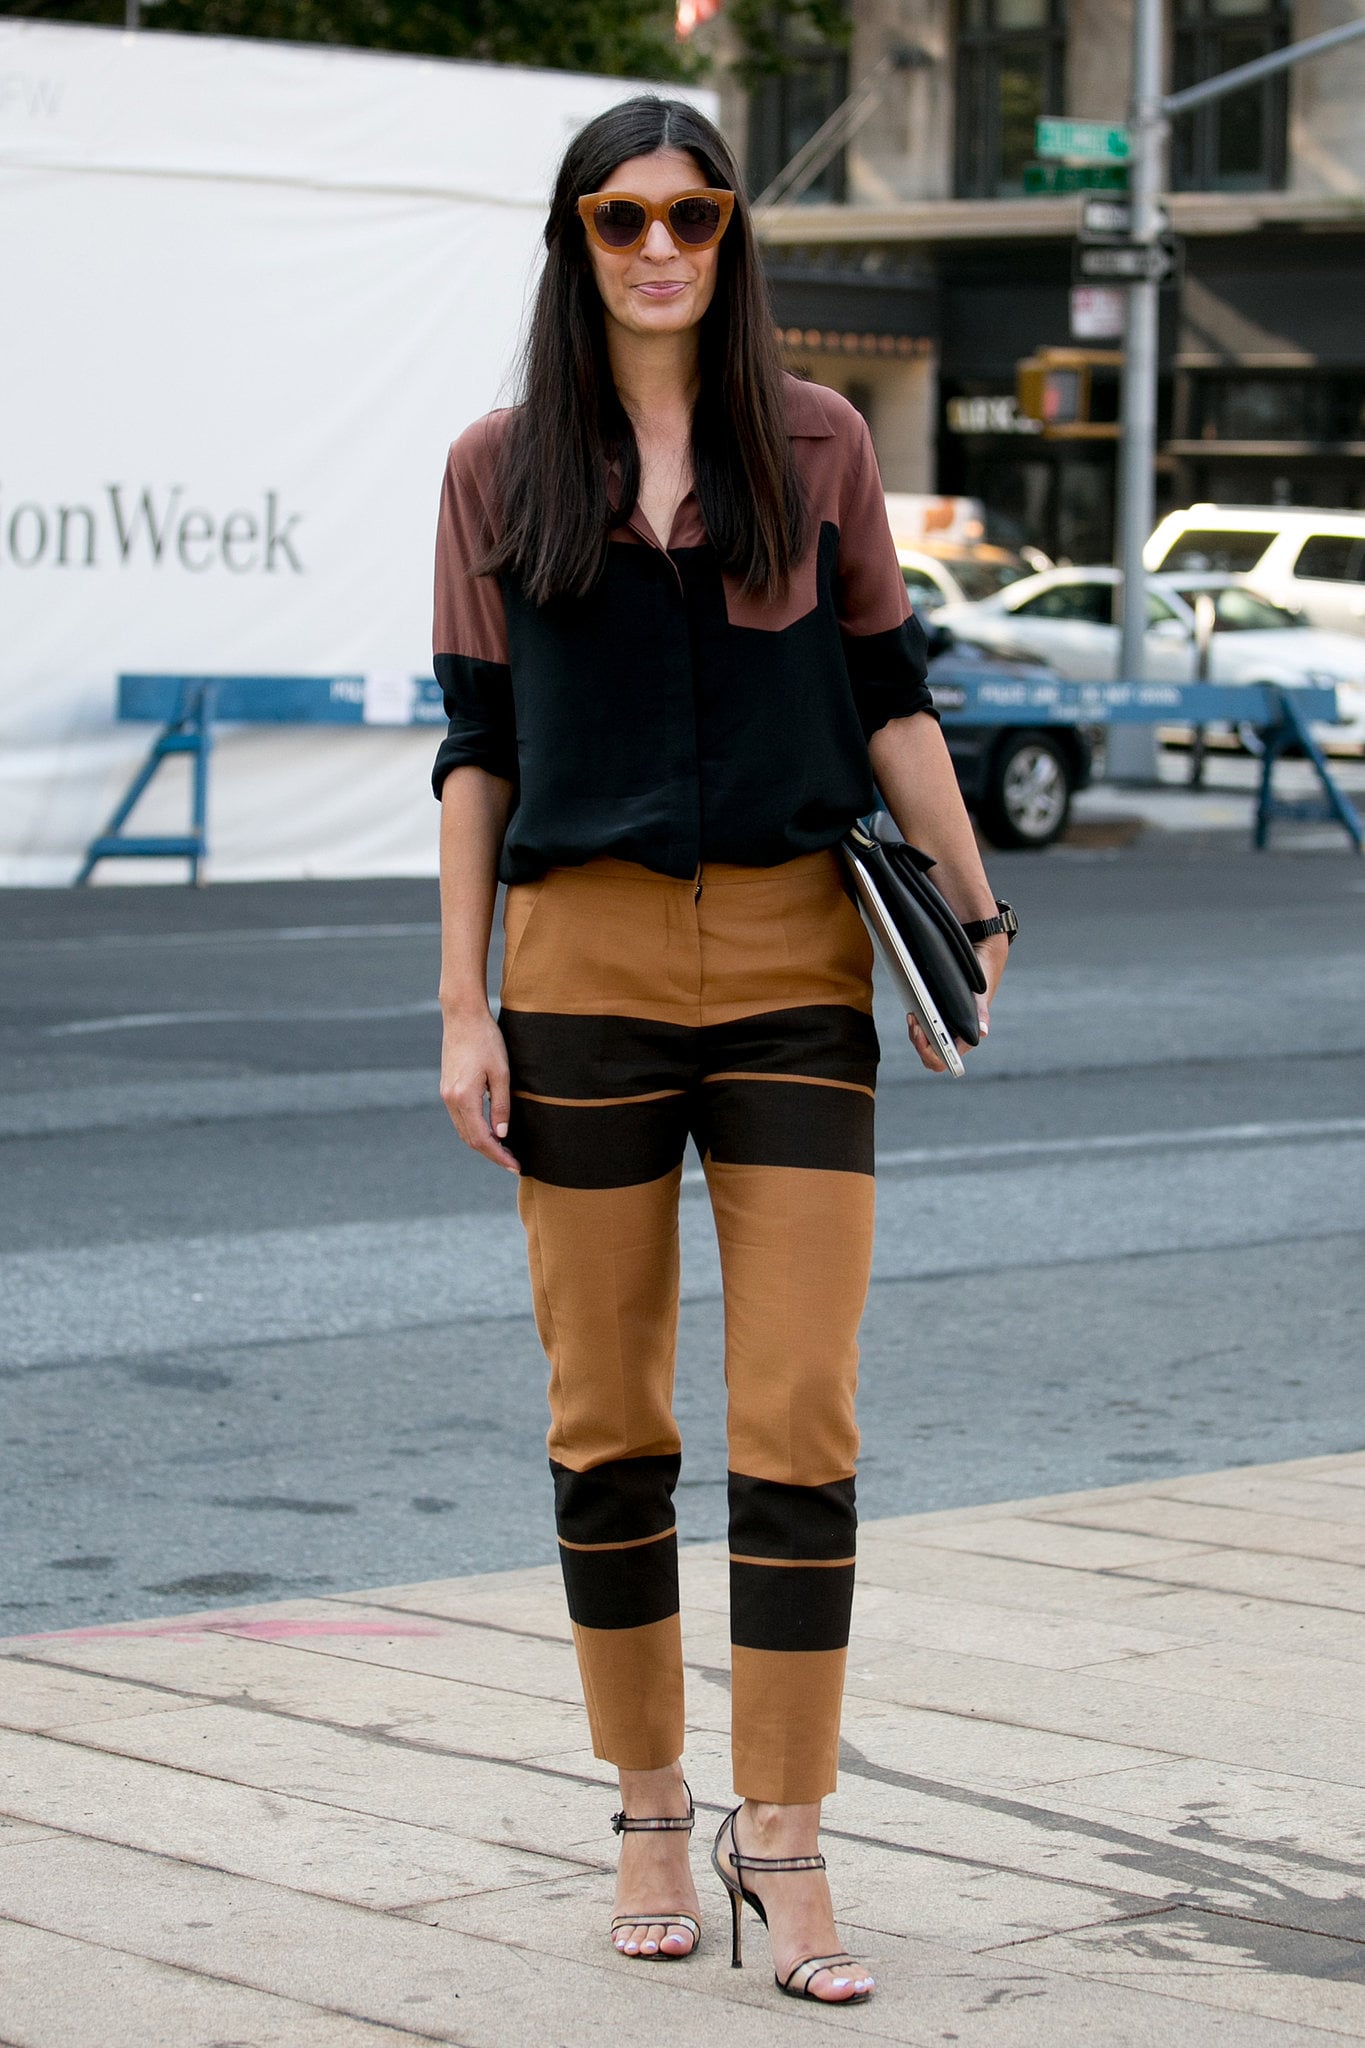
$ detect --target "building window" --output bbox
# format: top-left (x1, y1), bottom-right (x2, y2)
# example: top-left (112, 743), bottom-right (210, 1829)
top-left (747, 33), bottom-right (850, 203)
top-left (955, 0), bottom-right (1066, 200)
top-left (1189, 373), bottom-right (1365, 444)
top-left (1171, 0), bottom-right (1288, 193)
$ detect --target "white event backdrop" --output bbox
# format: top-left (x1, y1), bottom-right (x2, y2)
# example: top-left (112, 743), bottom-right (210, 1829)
top-left (0, 21), bottom-right (714, 881)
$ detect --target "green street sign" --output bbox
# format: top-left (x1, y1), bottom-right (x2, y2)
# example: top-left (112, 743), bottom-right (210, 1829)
top-left (1023, 162), bottom-right (1129, 193)
top-left (1035, 117), bottom-right (1131, 162)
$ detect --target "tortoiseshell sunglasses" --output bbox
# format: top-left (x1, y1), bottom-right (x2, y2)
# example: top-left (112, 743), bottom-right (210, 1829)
top-left (576, 188), bottom-right (735, 254)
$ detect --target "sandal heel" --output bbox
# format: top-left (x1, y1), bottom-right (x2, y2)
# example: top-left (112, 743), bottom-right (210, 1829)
top-left (727, 1880), bottom-right (744, 1968)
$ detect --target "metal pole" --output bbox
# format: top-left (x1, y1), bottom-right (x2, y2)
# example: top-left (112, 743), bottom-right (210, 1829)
top-left (1187, 589), bottom-right (1215, 786)
top-left (1108, 0), bottom-right (1165, 783)
top-left (126, 0), bottom-right (139, 26)
top-left (1164, 14), bottom-right (1365, 115)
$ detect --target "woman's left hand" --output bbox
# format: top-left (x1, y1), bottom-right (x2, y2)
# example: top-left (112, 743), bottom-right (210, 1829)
top-left (906, 931), bottom-right (1009, 1073)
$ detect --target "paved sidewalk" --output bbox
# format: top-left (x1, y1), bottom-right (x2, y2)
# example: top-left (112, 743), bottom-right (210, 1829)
top-left (2, 1451), bottom-right (1365, 2046)
top-left (1070, 746), bottom-right (1365, 848)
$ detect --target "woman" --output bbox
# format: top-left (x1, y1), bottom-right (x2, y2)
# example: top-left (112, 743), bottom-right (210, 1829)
top-left (432, 95), bottom-right (1010, 2007)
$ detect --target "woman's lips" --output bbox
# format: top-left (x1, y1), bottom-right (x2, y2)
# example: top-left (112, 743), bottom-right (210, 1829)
top-left (633, 281), bottom-right (689, 299)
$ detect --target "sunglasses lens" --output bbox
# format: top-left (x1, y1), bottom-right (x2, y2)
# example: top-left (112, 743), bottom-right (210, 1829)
top-left (592, 200), bottom-right (648, 248)
top-left (668, 196), bottom-right (723, 245)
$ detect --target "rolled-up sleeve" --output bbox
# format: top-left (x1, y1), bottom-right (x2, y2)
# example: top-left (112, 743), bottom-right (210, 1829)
top-left (431, 419), bottom-right (516, 798)
top-left (835, 416), bottom-right (935, 741)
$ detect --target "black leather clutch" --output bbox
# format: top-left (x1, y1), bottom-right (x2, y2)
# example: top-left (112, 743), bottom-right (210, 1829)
top-left (841, 812), bottom-right (986, 1072)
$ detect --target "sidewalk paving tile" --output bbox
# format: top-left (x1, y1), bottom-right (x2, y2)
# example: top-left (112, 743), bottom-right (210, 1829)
top-left (6, 1634), bottom-right (586, 1755)
top-left (1070, 1638), bottom-right (1365, 1723)
top-left (1016, 1753), bottom-right (1365, 1857)
top-left (0, 1726), bottom-right (587, 1910)
top-left (0, 1833), bottom-right (916, 2045)
top-left (11, 1700), bottom-right (625, 1845)
top-left (993, 1908), bottom-right (1365, 2035)
top-left (1146, 1472), bottom-right (1365, 1524)
top-left (851, 1539), bottom-right (1196, 1614)
top-left (846, 1582), bottom-right (1202, 1668)
top-left (834, 1688), bottom-right (1160, 1788)
top-left (0, 1918), bottom-right (447, 2048)
top-left (841, 1643), bottom-right (1365, 1784)
top-left (1090, 1584), bottom-right (1365, 1664)
top-left (1110, 1547), bottom-right (1365, 1612)
top-left (0, 1660), bottom-right (214, 1734)
top-left (4, 1449), bottom-right (1365, 2046)
top-left (1036, 1495), bottom-right (1365, 1565)
top-left (868, 1514), bottom-right (1217, 1573)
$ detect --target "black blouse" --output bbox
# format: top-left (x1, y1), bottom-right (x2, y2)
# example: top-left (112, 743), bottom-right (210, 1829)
top-left (432, 375), bottom-right (933, 884)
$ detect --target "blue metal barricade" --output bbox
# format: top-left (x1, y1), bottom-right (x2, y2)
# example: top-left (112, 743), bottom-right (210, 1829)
top-left (75, 674), bottom-right (445, 884)
top-left (75, 671), bottom-right (1359, 884)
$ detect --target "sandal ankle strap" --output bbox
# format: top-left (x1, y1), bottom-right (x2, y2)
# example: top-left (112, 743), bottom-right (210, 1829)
top-left (612, 1810), bottom-right (696, 1834)
top-left (731, 1852), bottom-right (827, 1872)
top-left (613, 1784), bottom-right (695, 1837)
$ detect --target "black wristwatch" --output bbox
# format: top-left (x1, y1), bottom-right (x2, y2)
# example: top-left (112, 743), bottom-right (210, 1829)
top-left (962, 900), bottom-right (1018, 947)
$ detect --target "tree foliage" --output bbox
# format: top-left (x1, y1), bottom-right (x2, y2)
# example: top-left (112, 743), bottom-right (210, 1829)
top-left (2, 0), bottom-right (851, 88)
top-left (0, 0), bottom-right (703, 82)
top-left (725, 0), bottom-right (849, 88)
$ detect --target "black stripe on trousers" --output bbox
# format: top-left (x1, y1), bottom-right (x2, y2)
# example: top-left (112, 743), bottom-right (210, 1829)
top-left (729, 1472), bottom-right (857, 1654)
top-left (729, 1562), bottom-right (856, 1653)
top-left (500, 1004), bottom-right (878, 1098)
top-left (693, 1077), bottom-right (874, 1175)
top-left (552, 1454), bottom-right (681, 1631)
top-left (699, 1005), bottom-right (879, 1088)
top-left (511, 1094), bottom-right (690, 1189)
top-left (500, 1009), bottom-right (690, 1099)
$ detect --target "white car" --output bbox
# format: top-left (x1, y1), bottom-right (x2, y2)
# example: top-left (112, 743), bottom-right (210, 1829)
top-left (896, 546), bottom-right (1032, 616)
top-left (934, 567), bottom-right (1365, 749)
top-left (1146, 506), bottom-right (1365, 638)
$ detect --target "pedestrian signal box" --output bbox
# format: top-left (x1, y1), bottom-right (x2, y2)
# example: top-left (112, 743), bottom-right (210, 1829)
top-left (1015, 348), bottom-right (1122, 439)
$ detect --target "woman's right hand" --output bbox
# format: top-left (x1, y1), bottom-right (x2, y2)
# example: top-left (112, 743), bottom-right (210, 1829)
top-left (440, 1007), bottom-right (519, 1173)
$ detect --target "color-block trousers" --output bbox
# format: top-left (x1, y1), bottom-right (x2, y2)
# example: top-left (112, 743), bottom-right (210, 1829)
top-left (500, 851), bottom-right (877, 1804)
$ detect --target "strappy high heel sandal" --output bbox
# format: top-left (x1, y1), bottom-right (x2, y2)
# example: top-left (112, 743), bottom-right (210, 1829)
top-left (609, 1781), bottom-right (701, 1960)
top-left (711, 1806), bottom-right (872, 2003)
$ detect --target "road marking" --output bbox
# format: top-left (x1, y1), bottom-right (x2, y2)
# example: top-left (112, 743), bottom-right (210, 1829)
top-left (6, 1133), bottom-right (1362, 1370)
top-left (679, 1115), bottom-right (1365, 1182)
top-left (0, 1069), bottom-right (438, 1139)
top-left (45, 1000), bottom-right (441, 1037)
top-left (12, 922), bottom-right (441, 955)
top-left (872, 1116), bottom-right (1365, 1170)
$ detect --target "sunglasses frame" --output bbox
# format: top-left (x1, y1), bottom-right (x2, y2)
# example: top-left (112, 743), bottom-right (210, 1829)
top-left (576, 187), bottom-right (735, 256)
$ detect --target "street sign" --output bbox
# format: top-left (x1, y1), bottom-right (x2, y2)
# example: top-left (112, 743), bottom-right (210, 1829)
top-left (1023, 161), bottom-right (1128, 194)
top-left (1035, 117), bottom-right (1131, 162)
top-left (1075, 238), bottom-right (1180, 284)
top-left (1070, 286), bottom-right (1126, 339)
top-left (1079, 197), bottom-right (1169, 240)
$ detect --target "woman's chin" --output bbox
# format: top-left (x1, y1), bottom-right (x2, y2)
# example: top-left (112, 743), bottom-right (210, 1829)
top-left (618, 305), bottom-right (702, 339)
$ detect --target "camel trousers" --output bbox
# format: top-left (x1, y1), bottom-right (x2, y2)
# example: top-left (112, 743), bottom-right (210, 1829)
top-left (500, 851), bottom-right (877, 1804)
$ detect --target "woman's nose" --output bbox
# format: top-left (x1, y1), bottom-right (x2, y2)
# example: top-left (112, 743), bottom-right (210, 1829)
top-left (640, 218), bottom-right (676, 261)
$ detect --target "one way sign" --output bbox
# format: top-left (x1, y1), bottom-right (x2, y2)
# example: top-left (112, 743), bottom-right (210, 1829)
top-left (1075, 238), bottom-right (1180, 284)
top-left (1079, 197), bottom-right (1170, 240)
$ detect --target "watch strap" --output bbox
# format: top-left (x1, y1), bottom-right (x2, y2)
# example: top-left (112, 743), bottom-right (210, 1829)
top-left (962, 901), bottom-right (1017, 946)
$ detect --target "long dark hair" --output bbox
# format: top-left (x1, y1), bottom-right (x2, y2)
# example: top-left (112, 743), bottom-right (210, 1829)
top-left (484, 96), bottom-right (807, 604)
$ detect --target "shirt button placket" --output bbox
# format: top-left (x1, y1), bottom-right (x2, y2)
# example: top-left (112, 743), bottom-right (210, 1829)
top-left (658, 547), bottom-right (701, 881)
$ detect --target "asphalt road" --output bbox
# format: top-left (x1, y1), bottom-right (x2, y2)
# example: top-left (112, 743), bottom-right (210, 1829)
top-left (3, 836), bottom-right (1363, 1634)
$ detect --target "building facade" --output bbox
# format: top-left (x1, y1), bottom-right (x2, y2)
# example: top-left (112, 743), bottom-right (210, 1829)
top-left (706, 0), bottom-right (1365, 561)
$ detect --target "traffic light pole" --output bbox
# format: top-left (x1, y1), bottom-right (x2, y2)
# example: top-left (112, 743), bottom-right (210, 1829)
top-left (1109, 0), bottom-right (1164, 782)
top-left (1110, 3), bottom-right (1365, 784)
